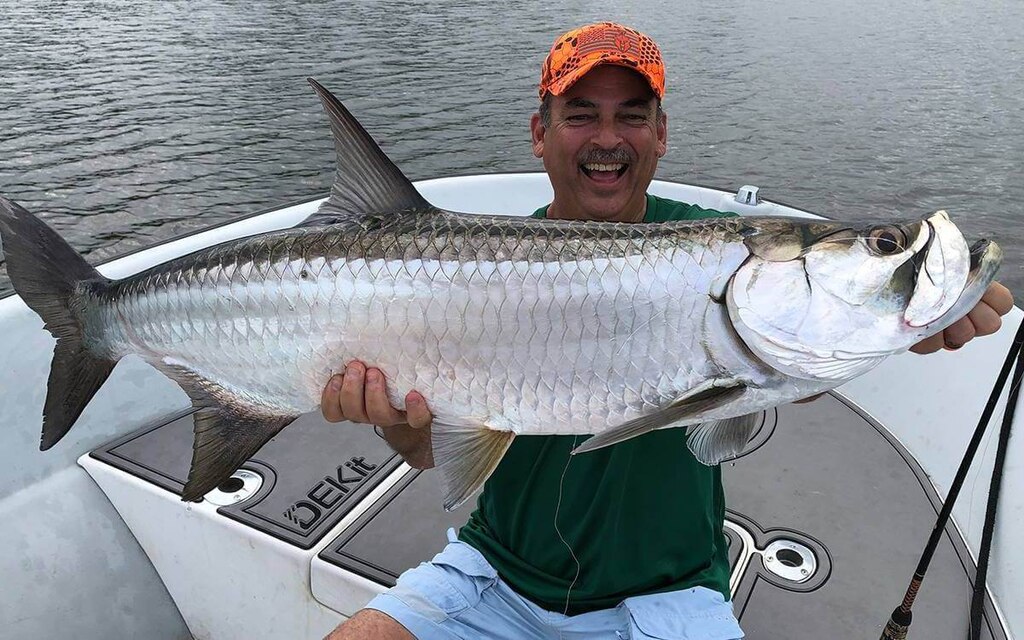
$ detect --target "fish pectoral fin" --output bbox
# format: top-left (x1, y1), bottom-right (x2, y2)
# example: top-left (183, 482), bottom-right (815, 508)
top-left (299, 79), bottom-right (433, 227)
top-left (182, 405), bottom-right (298, 502)
top-left (431, 423), bottom-right (515, 512)
top-left (685, 413), bottom-right (761, 465)
top-left (570, 379), bottom-right (748, 455)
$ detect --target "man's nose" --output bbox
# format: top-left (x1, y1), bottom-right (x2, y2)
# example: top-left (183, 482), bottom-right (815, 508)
top-left (592, 118), bottom-right (623, 148)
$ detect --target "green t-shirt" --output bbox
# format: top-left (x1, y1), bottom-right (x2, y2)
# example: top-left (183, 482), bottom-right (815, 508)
top-left (458, 194), bottom-right (737, 615)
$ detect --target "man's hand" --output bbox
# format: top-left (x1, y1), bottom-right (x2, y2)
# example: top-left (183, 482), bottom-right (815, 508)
top-left (321, 360), bottom-right (435, 469)
top-left (910, 282), bottom-right (1014, 354)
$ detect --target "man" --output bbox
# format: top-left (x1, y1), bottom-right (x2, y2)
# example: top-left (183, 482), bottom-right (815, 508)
top-left (323, 22), bottom-right (1014, 640)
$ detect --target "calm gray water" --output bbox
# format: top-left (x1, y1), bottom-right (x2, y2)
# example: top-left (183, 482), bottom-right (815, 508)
top-left (1, 0), bottom-right (1022, 298)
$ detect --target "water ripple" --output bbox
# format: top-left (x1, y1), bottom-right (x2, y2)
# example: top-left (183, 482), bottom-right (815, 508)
top-left (1, 0), bottom-right (1022, 296)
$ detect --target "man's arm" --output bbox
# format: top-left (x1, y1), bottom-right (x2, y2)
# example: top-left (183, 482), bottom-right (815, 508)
top-left (321, 360), bottom-right (435, 469)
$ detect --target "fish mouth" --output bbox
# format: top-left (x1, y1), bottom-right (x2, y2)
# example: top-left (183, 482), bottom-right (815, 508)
top-left (968, 238), bottom-right (999, 271)
top-left (905, 214), bottom-right (1002, 332)
top-left (904, 211), bottom-right (969, 327)
top-left (961, 236), bottom-right (1002, 299)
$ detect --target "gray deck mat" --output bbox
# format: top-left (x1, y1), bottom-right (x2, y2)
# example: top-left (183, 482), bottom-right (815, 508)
top-left (91, 411), bottom-right (402, 549)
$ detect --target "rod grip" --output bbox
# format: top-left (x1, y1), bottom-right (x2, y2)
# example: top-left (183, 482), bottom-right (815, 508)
top-left (879, 606), bottom-right (912, 640)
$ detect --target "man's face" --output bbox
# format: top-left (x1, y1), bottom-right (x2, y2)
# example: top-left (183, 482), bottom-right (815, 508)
top-left (531, 65), bottom-right (667, 223)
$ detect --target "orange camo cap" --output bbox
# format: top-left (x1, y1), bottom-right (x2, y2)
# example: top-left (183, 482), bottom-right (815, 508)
top-left (539, 22), bottom-right (665, 100)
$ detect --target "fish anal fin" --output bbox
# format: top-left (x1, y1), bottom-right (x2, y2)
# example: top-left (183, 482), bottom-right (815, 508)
top-left (155, 360), bottom-right (299, 502)
top-left (571, 380), bottom-right (747, 455)
top-left (431, 423), bottom-right (515, 512)
top-left (686, 413), bottom-right (761, 465)
top-left (182, 405), bottom-right (297, 502)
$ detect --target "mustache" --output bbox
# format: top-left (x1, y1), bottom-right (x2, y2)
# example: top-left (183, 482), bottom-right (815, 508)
top-left (578, 148), bottom-right (632, 165)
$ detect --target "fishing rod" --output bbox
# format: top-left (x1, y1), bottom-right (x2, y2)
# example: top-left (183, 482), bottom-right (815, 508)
top-left (879, 320), bottom-right (1024, 639)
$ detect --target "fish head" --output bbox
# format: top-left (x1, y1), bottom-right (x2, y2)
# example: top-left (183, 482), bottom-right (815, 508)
top-left (726, 211), bottom-right (1002, 381)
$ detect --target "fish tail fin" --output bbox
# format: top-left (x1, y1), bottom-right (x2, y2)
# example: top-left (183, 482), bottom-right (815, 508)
top-left (0, 196), bottom-right (117, 450)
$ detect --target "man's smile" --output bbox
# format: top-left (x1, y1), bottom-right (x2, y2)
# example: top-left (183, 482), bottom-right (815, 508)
top-left (580, 162), bottom-right (629, 184)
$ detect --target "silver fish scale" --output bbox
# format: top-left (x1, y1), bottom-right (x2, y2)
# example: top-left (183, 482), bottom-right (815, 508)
top-left (96, 215), bottom-right (757, 435)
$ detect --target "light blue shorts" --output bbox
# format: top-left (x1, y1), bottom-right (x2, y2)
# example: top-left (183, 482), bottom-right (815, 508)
top-left (366, 529), bottom-right (744, 640)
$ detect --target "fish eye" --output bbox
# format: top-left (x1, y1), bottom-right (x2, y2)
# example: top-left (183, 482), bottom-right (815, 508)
top-left (866, 226), bottom-right (907, 255)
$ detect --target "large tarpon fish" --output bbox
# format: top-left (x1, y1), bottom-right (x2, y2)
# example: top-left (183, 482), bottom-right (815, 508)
top-left (0, 79), bottom-right (1002, 511)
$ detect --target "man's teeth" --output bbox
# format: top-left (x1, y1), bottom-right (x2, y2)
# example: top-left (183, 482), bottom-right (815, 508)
top-left (583, 163), bottom-right (625, 172)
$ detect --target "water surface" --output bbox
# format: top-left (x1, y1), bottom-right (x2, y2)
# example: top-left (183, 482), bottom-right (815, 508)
top-left (1, 0), bottom-right (1022, 296)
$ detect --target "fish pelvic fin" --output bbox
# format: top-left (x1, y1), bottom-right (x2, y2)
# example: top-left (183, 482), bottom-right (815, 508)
top-left (686, 413), bottom-right (761, 465)
top-left (299, 78), bottom-right (433, 227)
top-left (0, 196), bottom-right (118, 450)
top-left (182, 404), bottom-right (297, 502)
top-left (432, 422), bottom-right (515, 512)
top-left (571, 379), bottom-right (748, 455)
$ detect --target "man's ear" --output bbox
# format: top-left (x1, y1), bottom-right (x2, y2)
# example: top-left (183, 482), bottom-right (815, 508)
top-left (657, 110), bottom-right (668, 158)
top-left (530, 112), bottom-right (545, 158)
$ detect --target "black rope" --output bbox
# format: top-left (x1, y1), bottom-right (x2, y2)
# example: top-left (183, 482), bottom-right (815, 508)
top-left (880, 320), bottom-right (1024, 640)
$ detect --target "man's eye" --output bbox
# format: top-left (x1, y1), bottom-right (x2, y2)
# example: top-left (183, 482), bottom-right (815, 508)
top-left (623, 113), bottom-right (647, 122)
top-left (567, 114), bottom-right (592, 122)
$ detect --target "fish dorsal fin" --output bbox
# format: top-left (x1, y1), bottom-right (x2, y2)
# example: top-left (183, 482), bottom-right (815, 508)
top-left (685, 413), bottom-right (761, 465)
top-left (431, 421), bottom-right (515, 512)
top-left (302, 78), bottom-right (431, 227)
top-left (157, 360), bottom-right (299, 501)
top-left (571, 379), bottom-right (747, 455)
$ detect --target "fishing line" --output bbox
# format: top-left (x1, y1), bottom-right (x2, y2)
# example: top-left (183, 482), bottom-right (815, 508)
top-left (879, 319), bottom-right (1024, 639)
top-left (963, 419), bottom-right (997, 542)
top-left (553, 435), bottom-right (582, 619)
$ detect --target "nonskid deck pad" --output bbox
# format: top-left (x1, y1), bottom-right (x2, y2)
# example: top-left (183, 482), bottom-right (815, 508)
top-left (91, 410), bottom-right (402, 549)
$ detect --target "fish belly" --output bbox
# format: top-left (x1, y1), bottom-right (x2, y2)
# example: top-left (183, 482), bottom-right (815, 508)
top-left (101, 250), bottom-right (722, 434)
